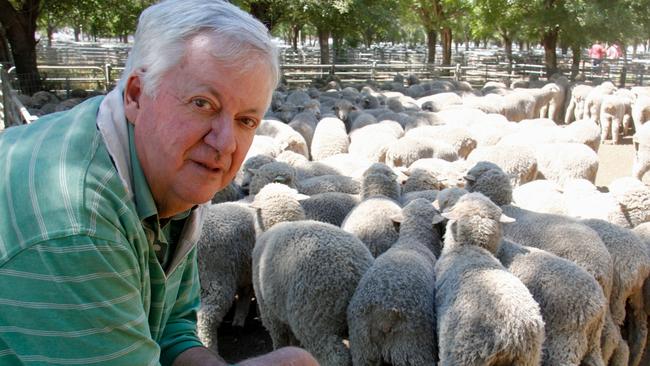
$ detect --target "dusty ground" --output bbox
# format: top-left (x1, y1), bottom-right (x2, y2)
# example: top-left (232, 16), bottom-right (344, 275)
top-left (217, 138), bottom-right (647, 362)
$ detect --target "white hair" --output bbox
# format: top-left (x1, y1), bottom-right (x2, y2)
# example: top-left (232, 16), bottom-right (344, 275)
top-left (119, 0), bottom-right (279, 97)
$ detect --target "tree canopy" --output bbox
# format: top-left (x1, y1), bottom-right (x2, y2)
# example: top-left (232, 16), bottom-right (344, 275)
top-left (2, 0), bottom-right (650, 93)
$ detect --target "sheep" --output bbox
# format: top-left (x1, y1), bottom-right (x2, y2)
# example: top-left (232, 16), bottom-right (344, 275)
top-left (404, 125), bottom-right (477, 159)
top-left (342, 196), bottom-right (402, 258)
top-left (384, 135), bottom-right (436, 169)
top-left (562, 118), bottom-right (601, 152)
top-left (435, 192), bottom-right (545, 366)
top-left (466, 145), bottom-right (538, 187)
top-left (310, 116), bottom-right (349, 161)
top-left (533, 142), bottom-right (599, 185)
top-left (348, 111), bottom-right (377, 132)
top-left (581, 218), bottom-right (650, 366)
top-left (462, 162), bottom-right (626, 365)
top-left (244, 135), bottom-right (283, 161)
top-left (401, 168), bottom-right (443, 194)
top-left (408, 158), bottom-right (469, 189)
top-left (599, 94), bottom-right (628, 144)
top-left (211, 181), bottom-right (244, 204)
top-left (297, 174), bottom-right (361, 196)
top-left (463, 161), bottom-right (513, 206)
top-left (317, 153), bottom-right (375, 179)
top-left (584, 81), bottom-right (617, 125)
top-left (257, 118), bottom-right (309, 158)
top-left (564, 84), bottom-right (593, 124)
top-left (288, 110), bottom-right (319, 154)
top-left (512, 180), bottom-right (566, 215)
top-left (347, 199), bottom-right (444, 366)
top-left (632, 94), bottom-right (650, 134)
top-left (299, 192), bottom-right (360, 226)
top-left (562, 179), bottom-right (621, 222)
top-left (417, 92), bottom-right (462, 112)
top-left (633, 223), bottom-right (650, 366)
top-left (348, 124), bottom-right (399, 163)
top-left (253, 220), bottom-right (374, 366)
top-left (237, 154), bottom-right (275, 194)
top-left (360, 162), bottom-right (402, 201)
top-left (275, 150), bottom-right (340, 181)
top-left (197, 202), bottom-right (257, 352)
top-left (497, 239), bottom-right (607, 366)
top-left (248, 161), bottom-right (297, 195)
top-left (633, 122), bottom-right (650, 181)
top-left (608, 177), bottom-right (650, 228)
top-left (197, 184), bottom-right (307, 351)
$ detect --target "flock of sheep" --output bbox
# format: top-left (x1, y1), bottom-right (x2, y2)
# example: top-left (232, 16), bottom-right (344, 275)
top-left (196, 73), bottom-right (650, 366)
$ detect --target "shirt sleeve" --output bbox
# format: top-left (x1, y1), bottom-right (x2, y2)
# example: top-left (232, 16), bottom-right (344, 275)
top-left (0, 235), bottom-right (161, 366)
top-left (158, 248), bottom-right (204, 366)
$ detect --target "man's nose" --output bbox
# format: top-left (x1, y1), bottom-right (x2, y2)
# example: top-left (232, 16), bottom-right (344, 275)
top-left (204, 116), bottom-right (237, 156)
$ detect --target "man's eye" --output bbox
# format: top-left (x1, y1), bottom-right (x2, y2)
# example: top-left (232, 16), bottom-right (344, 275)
top-left (191, 98), bottom-right (213, 111)
top-left (239, 117), bottom-right (258, 129)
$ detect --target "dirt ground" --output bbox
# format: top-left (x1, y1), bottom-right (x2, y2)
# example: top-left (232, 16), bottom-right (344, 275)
top-left (217, 138), bottom-right (647, 362)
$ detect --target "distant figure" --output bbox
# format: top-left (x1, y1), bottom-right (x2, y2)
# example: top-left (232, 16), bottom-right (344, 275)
top-left (589, 41), bottom-right (606, 67)
top-left (607, 43), bottom-right (622, 60)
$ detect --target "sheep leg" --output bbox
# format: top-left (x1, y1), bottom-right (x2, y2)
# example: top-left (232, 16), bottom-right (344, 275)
top-left (580, 312), bottom-right (606, 366)
top-left (600, 115), bottom-right (612, 143)
top-left (231, 286), bottom-right (253, 328)
top-left (386, 334), bottom-right (437, 366)
top-left (608, 338), bottom-right (630, 366)
top-left (624, 291), bottom-right (648, 366)
top-left (196, 305), bottom-right (222, 352)
top-left (565, 100), bottom-right (576, 124)
top-left (601, 311), bottom-right (624, 364)
top-left (298, 332), bottom-right (351, 366)
top-left (262, 316), bottom-right (299, 349)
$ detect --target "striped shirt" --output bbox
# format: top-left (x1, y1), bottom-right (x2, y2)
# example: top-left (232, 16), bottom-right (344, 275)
top-left (0, 95), bottom-right (205, 365)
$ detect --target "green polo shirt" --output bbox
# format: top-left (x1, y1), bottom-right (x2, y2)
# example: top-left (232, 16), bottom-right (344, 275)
top-left (0, 96), bottom-right (203, 365)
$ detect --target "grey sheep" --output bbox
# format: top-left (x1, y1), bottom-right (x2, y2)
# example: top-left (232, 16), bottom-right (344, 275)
top-left (253, 220), bottom-right (374, 366)
top-left (435, 192), bottom-right (545, 366)
top-left (360, 162), bottom-right (402, 201)
top-left (581, 218), bottom-right (650, 366)
top-left (197, 184), bottom-right (307, 351)
top-left (497, 239), bottom-right (607, 366)
top-left (401, 168), bottom-right (444, 194)
top-left (300, 192), bottom-right (360, 226)
top-left (237, 154), bottom-right (275, 194)
top-left (298, 174), bottom-right (361, 196)
top-left (248, 161), bottom-right (297, 195)
top-left (342, 196), bottom-right (402, 258)
top-left (275, 150), bottom-right (340, 180)
top-left (463, 162), bottom-right (627, 365)
top-left (347, 199), bottom-right (444, 365)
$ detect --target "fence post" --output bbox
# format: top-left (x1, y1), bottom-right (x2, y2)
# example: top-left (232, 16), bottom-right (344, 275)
top-left (371, 61), bottom-right (376, 81)
top-left (104, 63), bottom-right (111, 91)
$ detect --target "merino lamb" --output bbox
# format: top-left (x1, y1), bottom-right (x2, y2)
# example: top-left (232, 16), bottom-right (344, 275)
top-left (310, 116), bottom-right (349, 161)
top-left (435, 192), bottom-right (545, 366)
top-left (253, 220), bottom-right (374, 366)
top-left (347, 199), bottom-right (444, 366)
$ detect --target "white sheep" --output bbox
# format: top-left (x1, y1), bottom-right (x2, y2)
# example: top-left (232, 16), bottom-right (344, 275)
top-left (608, 177), bottom-right (650, 228)
top-left (466, 145), bottom-right (538, 187)
top-left (512, 180), bottom-right (566, 215)
top-left (253, 220), bottom-right (374, 366)
top-left (347, 198), bottom-right (444, 366)
top-left (533, 142), bottom-right (599, 185)
top-left (310, 116), bottom-right (349, 161)
top-left (435, 192), bottom-right (545, 366)
top-left (633, 122), bottom-right (650, 181)
top-left (257, 118), bottom-right (309, 158)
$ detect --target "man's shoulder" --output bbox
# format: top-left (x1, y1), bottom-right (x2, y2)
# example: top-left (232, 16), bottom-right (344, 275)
top-left (0, 96), bottom-right (140, 260)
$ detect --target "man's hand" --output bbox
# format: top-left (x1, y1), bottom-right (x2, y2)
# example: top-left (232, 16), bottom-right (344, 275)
top-left (173, 346), bottom-right (319, 366)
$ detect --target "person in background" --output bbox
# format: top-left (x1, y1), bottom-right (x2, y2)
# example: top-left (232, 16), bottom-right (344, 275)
top-left (589, 40), bottom-right (606, 67)
top-left (0, 1), bottom-right (318, 365)
top-left (607, 43), bottom-right (622, 60)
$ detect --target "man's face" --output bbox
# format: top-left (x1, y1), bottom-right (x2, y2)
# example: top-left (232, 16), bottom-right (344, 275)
top-left (125, 35), bottom-right (273, 217)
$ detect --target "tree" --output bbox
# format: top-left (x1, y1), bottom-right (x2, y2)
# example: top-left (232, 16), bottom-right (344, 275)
top-left (0, 0), bottom-right (42, 94)
top-left (472, 0), bottom-right (527, 65)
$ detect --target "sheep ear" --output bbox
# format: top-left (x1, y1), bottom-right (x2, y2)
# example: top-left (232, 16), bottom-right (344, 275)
top-left (274, 175), bottom-right (287, 183)
top-left (391, 212), bottom-right (404, 224)
top-left (432, 213), bottom-right (445, 225)
top-left (432, 200), bottom-right (441, 210)
top-left (464, 174), bottom-right (476, 182)
top-left (441, 210), bottom-right (457, 221)
top-left (248, 168), bottom-right (259, 175)
top-left (499, 213), bottom-right (515, 223)
top-left (249, 200), bottom-right (261, 209)
top-left (398, 167), bottom-right (411, 177)
top-left (295, 193), bottom-right (310, 201)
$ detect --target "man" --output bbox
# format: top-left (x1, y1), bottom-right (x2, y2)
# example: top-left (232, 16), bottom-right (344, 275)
top-left (0, 1), bottom-right (317, 365)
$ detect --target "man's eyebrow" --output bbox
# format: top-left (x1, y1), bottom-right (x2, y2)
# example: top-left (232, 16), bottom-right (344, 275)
top-left (204, 85), bottom-right (263, 115)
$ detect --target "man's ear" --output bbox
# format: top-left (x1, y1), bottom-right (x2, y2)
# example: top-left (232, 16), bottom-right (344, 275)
top-left (124, 75), bottom-right (142, 124)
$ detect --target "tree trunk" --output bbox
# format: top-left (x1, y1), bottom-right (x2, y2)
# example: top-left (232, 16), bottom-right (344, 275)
top-left (441, 27), bottom-right (452, 66)
top-left (570, 44), bottom-right (581, 80)
top-left (318, 27), bottom-right (330, 64)
top-left (291, 24), bottom-right (300, 51)
top-left (426, 28), bottom-right (437, 64)
top-left (0, 23), bottom-right (11, 64)
top-left (541, 27), bottom-right (559, 78)
top-left (249, 1), bottom-right (277, 31)
top-left (74, 26), bottom-right (80, 42)
top-left (46, 22), bottom-right (54, 47)
top-left (0, 0), bottom-right (42, 95)
top-left (502, 33), bottom-right (513, 64)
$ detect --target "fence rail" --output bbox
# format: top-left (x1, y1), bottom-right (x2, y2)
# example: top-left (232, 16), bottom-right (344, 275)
top-left (5, 59), bottom-right (650, 97)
